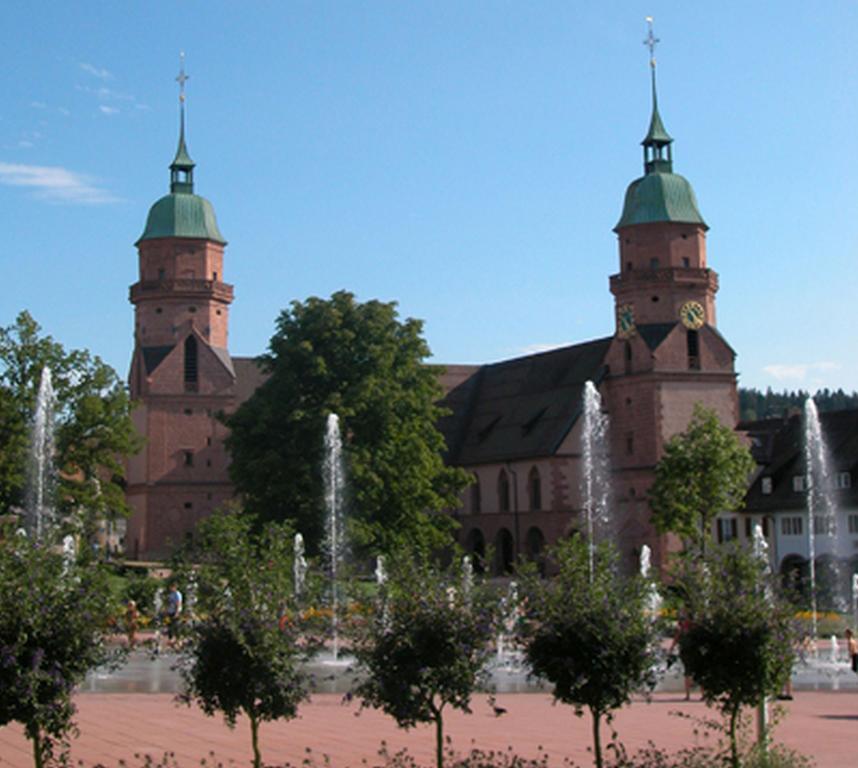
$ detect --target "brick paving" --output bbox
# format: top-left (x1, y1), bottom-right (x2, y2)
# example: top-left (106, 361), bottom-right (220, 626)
top-left (0, 691), bottom-right (855, 767)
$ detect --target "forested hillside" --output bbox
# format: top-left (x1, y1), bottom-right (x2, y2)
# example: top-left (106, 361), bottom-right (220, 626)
top-left (739, 387), bottom-right (858, 421)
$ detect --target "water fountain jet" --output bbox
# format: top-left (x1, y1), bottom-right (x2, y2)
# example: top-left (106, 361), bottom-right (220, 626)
top-left (25, 366), bottom-right (57, 542)
top-left (323, 414), bottom-right (347, 661)
top-left (581, 381), bottom-right (611, 580)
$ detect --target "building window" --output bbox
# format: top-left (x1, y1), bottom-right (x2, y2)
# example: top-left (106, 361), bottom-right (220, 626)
top-left (471, 475), bottom-right (482, 514)
top-left (528, 467), bottom-right (542, 511)
top-left (717, 518), bottom-right (737, 543)
top-left (687, 329), bottom-right (700, 370)
top-left (498, 469), bottom-right (510, 513)
top-left (682, 257), bottom-right (690, 268)
top-left (158, 268), bottom-right (166, 280)
top-left (813, 516), bottom-right (834, 536)
top-left (792, 475), bottom-right (807, 492)
top-left (184, 502), bottom-right (193, 510)
top-left (184, 335), bottom-right (198, 391)
top-left (650, 258), bottom-right (660, 269)
top-left (183, 451), bottom-right (194, 467)
top-left (781, 516), bottom-right (803, 536)
top-left (213, 271), bottom-right (218, 281)
top-left (761, 477), bottom-right (773, 495)
top-left (624, 341), bottom-right (632, 374)
top-left (625, 432), bottom-right (634, 455)
top-left (848, 514), bottom-right (858, 534)
top-left (835, 471), bottom-right (852, 489)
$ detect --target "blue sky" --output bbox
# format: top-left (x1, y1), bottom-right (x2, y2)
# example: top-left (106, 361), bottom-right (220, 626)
top-left (1, 1), bottom-right (857, 393)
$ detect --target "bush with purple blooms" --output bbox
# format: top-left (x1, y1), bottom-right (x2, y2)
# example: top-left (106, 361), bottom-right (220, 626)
top-left (348, 551), bottom-right (499, 768)
top-left (176, 510), bottom-right (324, 768)
top-left (0, 528), bottom-right (118, 768)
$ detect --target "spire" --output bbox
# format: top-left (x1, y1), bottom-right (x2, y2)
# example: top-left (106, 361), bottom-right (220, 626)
top-left (641, 18), bottom-right (673, 174)
top-left (170, 52), bottom-right (195, 194)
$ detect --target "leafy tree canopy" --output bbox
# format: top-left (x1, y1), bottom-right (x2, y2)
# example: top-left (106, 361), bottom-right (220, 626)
top-left (0, 311), bottom-right (141, 537)
top-left (226, 291), bottom-right (470, 556)
top-left (649, 404), bottom-right (755, 556)
top-left (673, 545), bottom-right (795, 768)
top-left (517, 536), bottom-right (658, 768)
top-left (349, 550), bottom-right (497, 768)
top-left (0, 529), bottom-right (119, 767)
top-left (177, 510), bottom-right (322, 768)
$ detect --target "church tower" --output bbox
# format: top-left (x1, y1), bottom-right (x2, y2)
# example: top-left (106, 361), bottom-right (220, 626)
top-left (603, 23), bottom-right (739, 569)
top-left (125, 58), bottom-right (238, 559)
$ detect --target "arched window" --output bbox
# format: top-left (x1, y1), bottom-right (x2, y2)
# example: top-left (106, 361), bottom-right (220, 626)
top-left (624, 341), bottom-right (633, 374)
top-left (528, 466), bottom-right (542, 511)
top-left (526, 526), bottom-right (545, 560)
top-left (498, 469), bottom-right (510, 513)
top-left (184, 335), bottom-right (198, 391)
top-left (471, 474), bottom-right (482, 514)
top-left (495, 528), bottom-right (515, 575)
top-left (465, 528), bottom-right (486, 574)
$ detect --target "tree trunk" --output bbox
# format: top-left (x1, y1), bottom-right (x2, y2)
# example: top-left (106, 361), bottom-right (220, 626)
top-left (30, 728), bottom-right (43, 768)
top-left (591, 709), bottom-right (603, 768)
top-left (250, 714), bottom-right (262, 768)
top-left (435, 710), bottom-right (444, 768)
top-left (729, 706), bottom-right (740, 768)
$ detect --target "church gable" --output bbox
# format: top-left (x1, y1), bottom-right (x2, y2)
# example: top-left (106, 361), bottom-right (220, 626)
top-left (146, 331), bottom-right (236, 396)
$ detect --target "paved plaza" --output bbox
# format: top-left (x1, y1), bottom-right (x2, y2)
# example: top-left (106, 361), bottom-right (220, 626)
top-left (1, 688), bottom-right (856, 768)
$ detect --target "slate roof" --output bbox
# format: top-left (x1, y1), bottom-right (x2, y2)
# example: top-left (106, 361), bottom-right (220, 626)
top-left (741, 409), bottom-right (858, 513)
top-left (141, 345), bottom-right (174, 374)
top-left (232, 356), bottom-right (269, 406)
top-left (637, 323), bottom-right (676, 350)
top-left (438, 337), bottom-right (612, 466)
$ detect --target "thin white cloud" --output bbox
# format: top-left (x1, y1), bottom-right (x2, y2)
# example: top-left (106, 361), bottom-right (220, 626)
top-left (79, 62), bottom-right (113, 80)
top-left (99, 105), bottom-right (119, 115)
top-left (0, 162), bottom-right (117, 204)
top-left (30, 101), bottom-right (47, 110)
top-left (17, 140), bottom-right (33, 148)
top-left (762, 361), bottom-right (840, 382)
top-left (515, 341), bottom-right (573, 356)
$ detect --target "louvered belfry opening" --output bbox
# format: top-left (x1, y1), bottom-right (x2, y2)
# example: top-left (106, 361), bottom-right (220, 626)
top-left (184, 335), bottom-right (199, 391)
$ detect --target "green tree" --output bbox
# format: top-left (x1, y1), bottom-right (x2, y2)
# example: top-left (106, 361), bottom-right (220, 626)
top-left (177, 510), bottom-right (322, 768)
top-left (226, 291), bottom-right (469, 555)
top-left (349, 551), bottom-right (497, 768)
top-left (673, 545), bottom-right (795, 768)
top-left (649, 404), bottom-right (755, 556)
top-left (517, 537), bottom-right (659, 768)
top-left (0, 528), bottom-right (119, 768)
top-left (0, 311), bottom-right (141, 539)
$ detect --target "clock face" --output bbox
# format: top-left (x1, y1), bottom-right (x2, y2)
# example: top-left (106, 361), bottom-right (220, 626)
top-left (616, 304), bottom-right (636, 338)
top-left (679, 300), bottom-right (705, 329)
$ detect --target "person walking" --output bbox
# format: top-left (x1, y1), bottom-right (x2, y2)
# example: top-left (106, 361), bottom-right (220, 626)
top-left (165, 582), bottom-right (183, 649)
top-left (125, 599), bottom-right (139, 649)
top-left (846, 628), bottom-right (857, 674)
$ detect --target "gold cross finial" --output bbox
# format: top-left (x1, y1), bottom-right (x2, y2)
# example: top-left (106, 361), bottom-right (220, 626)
top-left (176, 52), bottom-right (189, 103)
top-left (643, 17), bottom-right (659, 69)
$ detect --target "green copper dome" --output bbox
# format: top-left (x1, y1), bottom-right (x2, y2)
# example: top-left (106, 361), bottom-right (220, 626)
top-left (615, 49), bottom-right (706, 232)
top-left (137, 76), bottom-right (226, 245)
top-left (137, 192), bottom-right (226, 244)
top-left (615, 171), bottom-right (706, 230)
